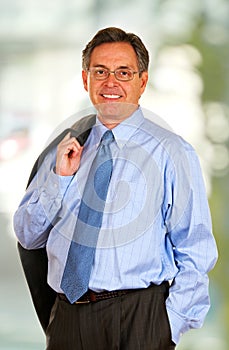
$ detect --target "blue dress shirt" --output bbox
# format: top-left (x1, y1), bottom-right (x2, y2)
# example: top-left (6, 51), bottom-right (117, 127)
top-left (14, 107), bottom-right (218, 344)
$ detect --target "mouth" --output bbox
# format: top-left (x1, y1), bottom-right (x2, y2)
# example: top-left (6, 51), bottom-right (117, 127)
top-left (101, 94), bottom-right (122, 100)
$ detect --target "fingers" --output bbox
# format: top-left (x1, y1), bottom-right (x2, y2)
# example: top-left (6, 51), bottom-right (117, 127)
top-left (56, 133), bottom-right (84, 176)
top-left (59, 132), bottom-right (82, 157)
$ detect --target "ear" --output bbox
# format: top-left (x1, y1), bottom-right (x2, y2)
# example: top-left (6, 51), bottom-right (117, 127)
top-left (82, 70), bottom-right (88, 92)
top-left (140, 72), bottom-right (148, 95)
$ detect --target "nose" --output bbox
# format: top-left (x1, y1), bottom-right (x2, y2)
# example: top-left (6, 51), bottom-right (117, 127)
top-left (105, 72), bottom-right (117, 87)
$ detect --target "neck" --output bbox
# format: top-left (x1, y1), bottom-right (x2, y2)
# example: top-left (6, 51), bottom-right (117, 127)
top-left (97, 103), bottom-right (139, 129)
top-left (100, 120), bottom-right (120, 129)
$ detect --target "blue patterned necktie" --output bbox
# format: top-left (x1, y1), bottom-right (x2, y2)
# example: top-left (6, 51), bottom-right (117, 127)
top-left (61, 130), bottom-right (114, 303)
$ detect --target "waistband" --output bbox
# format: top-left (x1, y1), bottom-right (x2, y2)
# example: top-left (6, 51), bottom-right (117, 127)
top-left (58, 281), bottom-right (169, 304)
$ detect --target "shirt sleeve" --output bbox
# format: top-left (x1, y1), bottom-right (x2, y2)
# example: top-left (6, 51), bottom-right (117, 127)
top-left (164, 143), bottom-right (218, 344)
top-left (13, 151), bottom-right (73, 249)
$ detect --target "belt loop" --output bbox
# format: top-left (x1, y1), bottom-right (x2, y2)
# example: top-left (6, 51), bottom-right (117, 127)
top-left (89, 290), bottom-right (97, 302)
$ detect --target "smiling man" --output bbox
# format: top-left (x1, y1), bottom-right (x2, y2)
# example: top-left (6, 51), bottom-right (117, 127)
top-left (82, 38), bottom-right (148, 130)
top-left (14, 27), bottom-right (217, 350)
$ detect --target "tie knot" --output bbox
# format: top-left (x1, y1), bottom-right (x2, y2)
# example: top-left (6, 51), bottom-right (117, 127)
top-left (101, 130), bottom-right (114, 145)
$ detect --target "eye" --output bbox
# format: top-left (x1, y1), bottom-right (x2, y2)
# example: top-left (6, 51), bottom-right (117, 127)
top-left (94, 68), bottom-right (107, 76)
top-left (116, 69), bottom-right (133, 80)
top-left (119, 69), bottom-right (129, 76)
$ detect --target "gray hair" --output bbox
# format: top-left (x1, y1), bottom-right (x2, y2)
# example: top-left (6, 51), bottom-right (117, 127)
top-left (82, 27), bottom-right (149, 75)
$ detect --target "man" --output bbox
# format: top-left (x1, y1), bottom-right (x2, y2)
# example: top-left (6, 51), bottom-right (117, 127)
top-left (14, 27), bottom-right (218, 349)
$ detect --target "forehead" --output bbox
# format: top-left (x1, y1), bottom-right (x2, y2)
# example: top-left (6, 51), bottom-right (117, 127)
top-left (90, 42), bottom-right (138, 68)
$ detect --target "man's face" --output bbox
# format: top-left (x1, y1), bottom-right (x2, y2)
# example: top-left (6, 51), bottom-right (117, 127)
top-left (82, 42), bottom-right (148, 109)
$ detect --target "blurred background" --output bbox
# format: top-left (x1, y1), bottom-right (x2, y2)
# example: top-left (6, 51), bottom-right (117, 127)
top-left (0, 0), bottom-right (228, 349)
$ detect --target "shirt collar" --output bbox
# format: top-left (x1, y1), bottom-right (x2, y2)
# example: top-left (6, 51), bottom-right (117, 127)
top-left (93, 107), bottom-right (144, 149)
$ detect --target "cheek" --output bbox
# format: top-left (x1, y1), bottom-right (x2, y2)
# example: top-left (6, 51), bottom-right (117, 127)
top-left (126, 85), bottom-right (142, 102)
top-left (87, 84), bottom-right (101, 104)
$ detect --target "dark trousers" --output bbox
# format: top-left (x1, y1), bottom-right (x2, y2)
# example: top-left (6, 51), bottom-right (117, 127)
top-left (46, 283), bottom-right (175, 350)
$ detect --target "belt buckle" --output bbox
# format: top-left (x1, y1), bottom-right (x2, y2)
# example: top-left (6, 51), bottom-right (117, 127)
top-left (75, 300), bottom-right (90, 304)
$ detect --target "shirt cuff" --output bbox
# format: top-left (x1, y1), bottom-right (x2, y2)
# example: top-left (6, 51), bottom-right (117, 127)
top-left (166, 306), bottom-right (189, 345)
top-left (43, 168), bottom-right (74, 197)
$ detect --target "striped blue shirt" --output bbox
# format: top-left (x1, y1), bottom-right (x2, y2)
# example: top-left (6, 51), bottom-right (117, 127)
top-left (14, 107), bottom-right (217, 344)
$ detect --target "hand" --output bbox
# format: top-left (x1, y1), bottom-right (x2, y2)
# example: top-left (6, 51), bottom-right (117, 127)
top-left (55, 132), bottom-right (83, 176)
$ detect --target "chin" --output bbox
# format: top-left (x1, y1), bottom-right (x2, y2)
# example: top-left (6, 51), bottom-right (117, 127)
top-left (95, 102), bottom-right (137, 122)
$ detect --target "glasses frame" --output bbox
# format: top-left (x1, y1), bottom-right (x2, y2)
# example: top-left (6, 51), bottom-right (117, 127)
top-left (87, 67), bottom-right (140, 82)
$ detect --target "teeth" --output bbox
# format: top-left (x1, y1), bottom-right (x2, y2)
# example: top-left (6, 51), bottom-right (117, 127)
top-left (103, 94), bottom-right (120, 99)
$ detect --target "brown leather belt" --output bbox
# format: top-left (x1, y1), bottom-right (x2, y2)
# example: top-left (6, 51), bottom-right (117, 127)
top-left (58, 289), bottom-right (133, 304)
top-left (58, 282), bottom-right (169, 304)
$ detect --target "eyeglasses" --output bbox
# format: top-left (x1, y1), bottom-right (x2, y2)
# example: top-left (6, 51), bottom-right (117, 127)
top-left (88, 67), bottom-right (140, 81)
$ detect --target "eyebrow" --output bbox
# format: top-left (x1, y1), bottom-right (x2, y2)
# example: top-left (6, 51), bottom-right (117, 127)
top-left (92, 64), bottom-right (132, 70)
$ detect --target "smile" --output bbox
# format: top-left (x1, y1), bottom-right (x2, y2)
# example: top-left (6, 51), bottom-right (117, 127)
top-left (102, 94), bottom-right (121, 99)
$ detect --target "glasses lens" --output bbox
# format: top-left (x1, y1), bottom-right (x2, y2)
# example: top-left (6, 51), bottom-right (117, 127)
top-left (115, 69), bottom-right (134, 81)
top-left (91, 68), bottom-right (109, 80)
top-left (89, 67), bottom-right (136, 81)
